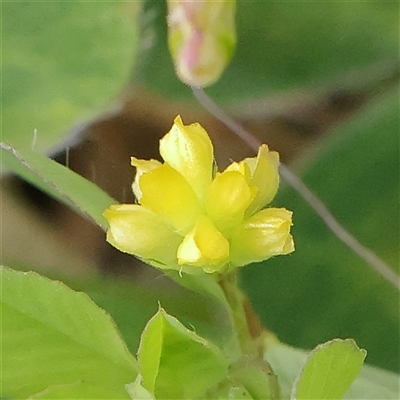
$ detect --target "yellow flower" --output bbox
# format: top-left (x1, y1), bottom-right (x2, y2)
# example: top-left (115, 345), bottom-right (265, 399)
top-left (103, 116), bottom-right (294, 274)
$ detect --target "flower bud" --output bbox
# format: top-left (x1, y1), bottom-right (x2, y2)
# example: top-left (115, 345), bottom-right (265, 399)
top-left (167, 0), bottom-right (236, 87)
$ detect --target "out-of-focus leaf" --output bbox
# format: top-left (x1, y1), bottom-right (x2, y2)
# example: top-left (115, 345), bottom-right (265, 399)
top-left (291, 339), bottom-right (366, 400)
top-left (242, 89), bottom-right (399, 372)
top-left (166, 270), bottom-right (228, 307)
top-left (28, 382), bottom-right (123, 400)
top-left (1, 142), bottom-right (116, 229)
top-left (137, 308), bottom-right (229, 399)
top-left (2, 1), bottom-right (139, 153)
top-left (1, 266), bottom-right (137, 399)
top-left (226, 358), bottom-right (280, 400)
top-left (265, 341), bottom-right (399, 399)
top-left (139, 1), bottom-right (398, 102)
top-left (44, 270), bottom-right (235, 361)
top-left (344, 361), bottom-right (400, 399)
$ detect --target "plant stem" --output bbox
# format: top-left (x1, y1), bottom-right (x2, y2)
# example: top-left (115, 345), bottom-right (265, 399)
top-left (218, 272), bottom-right (261, 356)
top-left (217, 272), bottom-right (280, 399)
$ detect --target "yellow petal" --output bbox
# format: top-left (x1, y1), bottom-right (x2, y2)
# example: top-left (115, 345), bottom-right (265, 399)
top-left (103, 204), bottom-right (182, 269)
top-left (230, 207), bottom-right (294, 267)
top-left (131, 157), bottom-right (162, 201)
top-left (205, 170), bottom-right (257, 232)
top-left (159, 116), bottom-right (214, 202)
top-left (139, 163), bottom-right (202, 233)
top-left (225, 160), bottom-right (251, 180)
top-left (241, 145), bottom-right (280, 215)
top-left (177, 216), bottom-right (229, 272)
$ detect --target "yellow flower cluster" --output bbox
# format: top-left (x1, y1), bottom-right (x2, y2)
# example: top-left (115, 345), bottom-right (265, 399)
top-left (103, 116), bottom-right (294, 274)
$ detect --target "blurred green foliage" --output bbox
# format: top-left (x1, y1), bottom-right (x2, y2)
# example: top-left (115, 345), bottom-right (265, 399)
top-left (241, 89), bottom-right (399, 372)
top-left (4, 267), bottom-right (398, 399)
top-left (139, 0), bottom-right (398, 102)
top-left (2, 1), bottom-right (138, 152)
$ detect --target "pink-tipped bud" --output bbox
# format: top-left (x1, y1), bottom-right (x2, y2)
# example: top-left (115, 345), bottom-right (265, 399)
top-left (167, 0), bottom-right (236, 87)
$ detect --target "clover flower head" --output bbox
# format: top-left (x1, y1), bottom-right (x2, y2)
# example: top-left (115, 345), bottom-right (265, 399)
top-left (103, 116), bottom-right (294, 274)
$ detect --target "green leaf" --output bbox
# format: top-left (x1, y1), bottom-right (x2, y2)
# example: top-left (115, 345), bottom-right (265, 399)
top-left (1, 266), bottom-right (137, 399)
top-left (53, 270), bottom-right (236, 362)
top-left (164, 271), bottom-right (241, 361)
top-left (137, 308), bottom-right (229, 399)
top-left (28, 381), bottom-right (123, 400)
top-left (125, 377), bottom-right (155, 400)
top-left (2, 1), bottom-right (140, 152)
top-left (166, 270), bottom-right (228, 306)
top-left (265, 340), bottom-right (400, 399)
top-left (292, 339), bottom-right (366, 400)
top-left (1, 142), bottom-right (116, 229)
top-left (343, 362), bottom-right (400, 400)
top-left (226, 358), bottom-right (280, 400)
